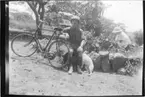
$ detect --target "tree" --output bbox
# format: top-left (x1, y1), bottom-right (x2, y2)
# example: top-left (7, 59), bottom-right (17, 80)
top-left (53, 0), bottom-right (107, 29)
top-left (26, 0), bottom-right (49, 36)
top-left (27, 0), bottom-right (108, 37)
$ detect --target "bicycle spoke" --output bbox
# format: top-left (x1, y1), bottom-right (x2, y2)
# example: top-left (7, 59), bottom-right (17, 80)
top-left (48, 40), bottom-right (69, 68)
top-left (11, 34), bottom-right (38, 57)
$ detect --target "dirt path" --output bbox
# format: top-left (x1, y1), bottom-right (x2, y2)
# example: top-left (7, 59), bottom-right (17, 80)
top-left (9, 41), bottom-right (142, 96)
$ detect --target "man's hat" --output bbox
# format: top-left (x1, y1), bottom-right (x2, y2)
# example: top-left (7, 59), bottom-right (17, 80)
top-left (112, 27), bottom-right (122, 34)
top-left (71, 16), bottom-right (80, 23)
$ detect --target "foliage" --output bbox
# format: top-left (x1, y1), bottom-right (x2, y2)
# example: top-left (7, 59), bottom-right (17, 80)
top-left (26, 0), bottom-right (50, 35)
top-left (9, 12), bottom-right (34, 22)
top-left (123, 58), bottom-right (142, 76)
top-left (9, 19), bottom-right (36, 31)
top-left (9, 12), bottom-right (36, 31)
top-left (12, 0), bottom-right (118, 37)
top-left (45, 0), bottom-right (108, 34)
top-left (10, 1), bottom-right (128, 51)
top-left (133, 30), bottom-right (143, 46)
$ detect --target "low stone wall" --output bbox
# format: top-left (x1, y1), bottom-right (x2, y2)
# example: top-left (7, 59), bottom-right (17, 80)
top-left (9, 29), bottom-right (31, 39)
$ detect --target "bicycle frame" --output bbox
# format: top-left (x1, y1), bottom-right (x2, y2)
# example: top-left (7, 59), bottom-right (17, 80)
top-left (34, 28), bottom-right (60, 52)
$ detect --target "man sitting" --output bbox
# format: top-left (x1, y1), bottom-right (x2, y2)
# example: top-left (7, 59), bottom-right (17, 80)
top-left (60, 16), bottom-right (86, 74)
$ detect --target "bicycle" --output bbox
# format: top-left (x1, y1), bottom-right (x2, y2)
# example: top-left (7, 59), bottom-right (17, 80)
top-left (11, 20), bottom-right (70, 69)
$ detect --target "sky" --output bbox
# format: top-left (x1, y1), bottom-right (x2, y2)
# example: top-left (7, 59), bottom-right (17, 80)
top-left (9, 1), bottom-right (143, 32)
top-left (102, 1), bottom-right (143, 32)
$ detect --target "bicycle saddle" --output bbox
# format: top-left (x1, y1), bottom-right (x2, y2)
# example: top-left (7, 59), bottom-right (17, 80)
top-left (54, 27), bottom-right (63, 31)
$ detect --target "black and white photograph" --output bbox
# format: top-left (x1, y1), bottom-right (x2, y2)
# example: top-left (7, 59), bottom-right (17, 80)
top-left (8, 0), bottom-right (143, 96)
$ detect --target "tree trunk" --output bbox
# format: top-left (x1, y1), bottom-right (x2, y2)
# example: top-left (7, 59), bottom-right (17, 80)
top-left (26, 1), bottom-right (46, 37)
top-left (38, 4), bottom-right (45, 36)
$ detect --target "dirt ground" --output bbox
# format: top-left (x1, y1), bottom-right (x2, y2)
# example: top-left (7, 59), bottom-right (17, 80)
top-left (9, 41), bottom-right (143, 96)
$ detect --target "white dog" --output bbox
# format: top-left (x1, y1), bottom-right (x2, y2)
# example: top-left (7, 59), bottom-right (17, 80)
top-left (81, 52), bottom-right (94, 75)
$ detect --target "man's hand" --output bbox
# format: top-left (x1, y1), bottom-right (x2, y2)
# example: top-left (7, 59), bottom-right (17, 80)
top-left (77, 46), bottom-right (83, 52)
top-left (80, 40), bottom-right (86, 48)
top-left (59, 33), bottom-right (69, 40)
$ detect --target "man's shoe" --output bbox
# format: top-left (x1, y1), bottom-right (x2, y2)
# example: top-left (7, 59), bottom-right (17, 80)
top-left (77, 66), bottom-right (82, 74)
top-left (68, 65), bottom-right (73, 75)
top-left (77, 71), bottom-right (82, 74)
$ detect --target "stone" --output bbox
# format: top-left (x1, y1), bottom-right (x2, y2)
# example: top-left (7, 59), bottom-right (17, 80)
top-left (110, 53), bottom-right (128, 72)
top-left (99, 51), bottom-right (111, 72)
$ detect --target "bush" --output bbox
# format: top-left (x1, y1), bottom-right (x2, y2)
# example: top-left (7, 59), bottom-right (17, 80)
top-left (133, 30), bottom-right (143, 46)
top-left (9, 19), bottom-right (36, 31)
top-left (123, 58), bottom-right (142, 76)
top-left (9, 12), bottom-right (36, 31)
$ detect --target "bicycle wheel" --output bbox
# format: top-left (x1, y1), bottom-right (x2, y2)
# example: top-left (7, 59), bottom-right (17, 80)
top-left (47, 40), bottom-right (70, 69)
top-left (11, 33), bottom-right (38, 57)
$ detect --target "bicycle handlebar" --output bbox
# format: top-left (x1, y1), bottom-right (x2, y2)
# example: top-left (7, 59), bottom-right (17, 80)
top-left (38, 19), bottom-right (48, 28)
top-left (39, 19), bottom-right (45, 23)
top-left (38, 19), bottom-right (63, 31)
